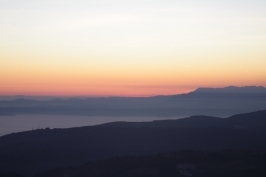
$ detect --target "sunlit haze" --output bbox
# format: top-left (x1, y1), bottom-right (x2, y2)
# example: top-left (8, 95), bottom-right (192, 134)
top-left (1, 0), bottom-right (266, 96)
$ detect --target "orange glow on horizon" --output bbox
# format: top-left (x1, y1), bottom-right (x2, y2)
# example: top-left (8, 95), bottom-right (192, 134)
top-left (1, 58), bottom-right (266, 97)
top-left (1, 1), bottom-right (266, 97)
top-left (1, 71), bottom-right (265, 97)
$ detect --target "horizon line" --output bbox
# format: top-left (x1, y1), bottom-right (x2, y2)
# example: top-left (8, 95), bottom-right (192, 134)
top-left (0, 85), bottom-right (265, 98)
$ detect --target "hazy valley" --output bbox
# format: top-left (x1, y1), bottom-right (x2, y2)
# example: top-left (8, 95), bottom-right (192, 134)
top-left (0, 86), bottom-right (266, 176)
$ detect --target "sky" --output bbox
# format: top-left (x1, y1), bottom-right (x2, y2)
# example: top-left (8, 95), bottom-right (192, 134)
top-left (1, 0), bottom-right (266, 96)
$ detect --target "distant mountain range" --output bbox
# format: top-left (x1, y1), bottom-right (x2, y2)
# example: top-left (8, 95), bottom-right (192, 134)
top-left (0, 110), bottom-right (266, 176)
top-left (193, 86), bottom-right (266, 94)
top-left (1, 86), bottom-right (266, 117)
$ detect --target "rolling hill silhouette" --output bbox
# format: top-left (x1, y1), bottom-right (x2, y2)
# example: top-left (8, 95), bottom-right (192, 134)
top-left (0, 110), bottom-right (265, 176)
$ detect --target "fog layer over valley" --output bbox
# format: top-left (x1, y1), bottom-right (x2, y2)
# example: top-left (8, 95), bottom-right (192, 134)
top-left (1, 86), bottom-right (266, 117)
top-left (0, 86), bottom-right (266, 176)
top-left (0, 115), bottom-right (179, 136)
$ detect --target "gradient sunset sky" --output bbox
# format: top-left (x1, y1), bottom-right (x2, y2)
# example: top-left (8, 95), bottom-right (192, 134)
top-left (1, 0), bottom-right (266, 96)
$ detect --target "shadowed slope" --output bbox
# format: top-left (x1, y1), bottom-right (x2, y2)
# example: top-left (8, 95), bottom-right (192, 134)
top-left (35, 150), bottom-right (266, 177)
top-left (0, 110), bottom-right (266, 176)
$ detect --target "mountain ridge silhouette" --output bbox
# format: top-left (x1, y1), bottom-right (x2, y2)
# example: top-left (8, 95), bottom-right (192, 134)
top-left (0, 110), bottom-right (266, 176)
top-left (1, 86), bottom-right (266, 117)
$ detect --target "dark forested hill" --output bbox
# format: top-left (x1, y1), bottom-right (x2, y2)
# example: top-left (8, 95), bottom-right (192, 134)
top-left (35, 150), bottom-right (266, 177)
top-left (0, 110), bottom-right (266, 176)
top-left (100, 110), bottom-right (266, 130)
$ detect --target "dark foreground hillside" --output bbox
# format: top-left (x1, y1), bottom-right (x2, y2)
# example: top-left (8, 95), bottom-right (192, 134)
top-left (0, 172), bottom-right (25, 177)
top-left (0, 110), bottom-right (266, 176)
top-left (36, 150), bottom-right (266, 177)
